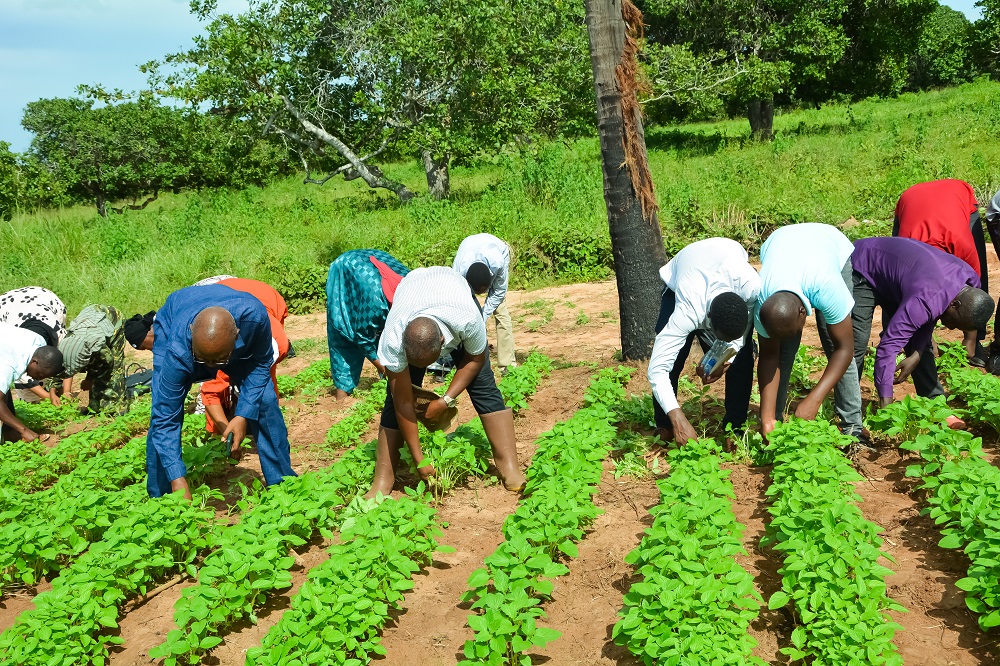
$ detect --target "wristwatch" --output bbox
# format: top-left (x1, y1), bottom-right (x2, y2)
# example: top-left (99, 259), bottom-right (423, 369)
top-left (442, 394), bottom-right (457, 408)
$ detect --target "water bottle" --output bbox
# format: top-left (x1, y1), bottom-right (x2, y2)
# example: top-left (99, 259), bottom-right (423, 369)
top-left (700, 339), bottom-right (737, 375)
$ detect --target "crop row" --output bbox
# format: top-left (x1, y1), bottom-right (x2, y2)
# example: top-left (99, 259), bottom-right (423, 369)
top-left (0, 414), bottom-right (227, 596)
top-left (0, 398), bottom-right (153, 493)
top-left (867, 390), bottom-right (1000, 632)
top-left (613, 438), bottom-right (764, 665)
top-left (14, 398), bottom-right (91, 432)
top-left (276, 359), bottom-right (332, 399)
top-left (150, 442), bottom-right (378, 665)
top-left (323, 379), bottom-right (387, 450)
top-left (763, 419), bottom-right (904, 665)
top-left (497, 351), bottom-right (553, 413)
top-left (154, 352), bottom-right (555, 663)
top-left (0, 487), bottom-right (218, 666)
top-left (246, 490), bottom-right (447, 665)
top-left (459, 367), bottom-right (630, 664)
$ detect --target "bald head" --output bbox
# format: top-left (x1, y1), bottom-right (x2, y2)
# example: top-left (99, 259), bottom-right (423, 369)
top-left (759, 291), bottom-right (807, 340)
top-left (403, 317), bottom-right (444, 368)
top-left (191, 306), bottom-right (239, 366)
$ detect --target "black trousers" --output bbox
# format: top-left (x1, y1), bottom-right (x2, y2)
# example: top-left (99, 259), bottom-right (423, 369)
top-left (851, 271), bottom-right (943, 398)
top-left (380, 346), bottom-right (507, 429)
top-left (651, 288), bottom-right (755, 431)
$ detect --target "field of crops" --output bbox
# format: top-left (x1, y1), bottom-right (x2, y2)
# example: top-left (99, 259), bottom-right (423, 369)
top-left (2, 282), bottom-right (1000, 666)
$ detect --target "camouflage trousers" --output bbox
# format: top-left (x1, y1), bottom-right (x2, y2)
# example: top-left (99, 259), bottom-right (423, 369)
top-left (86, 305), bottom-right (127, 414)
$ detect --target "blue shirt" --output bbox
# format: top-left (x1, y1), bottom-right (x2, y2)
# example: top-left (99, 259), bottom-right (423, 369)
top-left (755, 223), bottom-right (855, 337)
top-left (148, 285), bottom-right (274, 482)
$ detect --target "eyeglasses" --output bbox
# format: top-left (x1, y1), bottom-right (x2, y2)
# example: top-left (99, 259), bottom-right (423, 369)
top-left (193, 349), bottom-right (234, 367)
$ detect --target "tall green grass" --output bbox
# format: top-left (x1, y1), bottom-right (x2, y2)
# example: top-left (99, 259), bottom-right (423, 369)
top-left (3, 79), bottom-right (998, 315)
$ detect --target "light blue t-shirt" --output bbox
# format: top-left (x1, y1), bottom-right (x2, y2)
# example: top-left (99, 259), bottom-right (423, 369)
top-left (754, 223), bottom-right (855, 338)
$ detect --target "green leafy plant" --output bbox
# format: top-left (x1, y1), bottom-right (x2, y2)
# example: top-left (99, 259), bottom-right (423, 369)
top-left (459, 368), bottom-right (630, 664)
top-left (613, 438), bottom-right (764, 664)
top-left (277, 359), bottom-right (332, 399)
top-left (761, 419), bottom-right (904, 664)
top-left (323, 379), bottom-right (387, 450)
top-left (497, 351), bottom-right (552, 413)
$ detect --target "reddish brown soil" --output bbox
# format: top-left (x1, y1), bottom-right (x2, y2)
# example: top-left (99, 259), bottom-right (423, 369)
top-left (9, 271), bottom-right (1000, 666)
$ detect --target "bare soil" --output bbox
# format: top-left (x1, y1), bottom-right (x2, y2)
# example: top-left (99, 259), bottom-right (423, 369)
top-left (8, 266), bottom-right (1000, 665)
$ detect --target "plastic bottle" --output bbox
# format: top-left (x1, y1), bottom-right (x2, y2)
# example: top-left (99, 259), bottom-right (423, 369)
top-left (700, 339), bottom-right (737, 375)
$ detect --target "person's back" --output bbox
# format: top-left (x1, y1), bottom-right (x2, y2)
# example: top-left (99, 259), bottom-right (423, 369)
top-left (894, 179), bottom-right (980, 275)
top-left (852, 236), bottom-right (978, 307)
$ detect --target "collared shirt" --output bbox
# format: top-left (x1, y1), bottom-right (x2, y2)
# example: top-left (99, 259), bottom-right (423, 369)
top-left (648, 238), bottom-right (760, 414)
top-left (148, 285), bottom-right (274, 482)
top-left (378, 267), bottom-right (488, 373)
top-left (853, 237), bottom-right (979, 398)
top-left (452, 233), bottom-right (510, 320)
top-left (58, 305), bottom-right (117, 376)
top-left (0, 324), bottom-right (44, 393)
top-left (894, 179), bottom-right (980, 276)
top-left (755, 223), bottom-right (855, 337)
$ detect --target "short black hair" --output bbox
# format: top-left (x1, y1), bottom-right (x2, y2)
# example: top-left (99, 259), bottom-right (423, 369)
top-left (464, 262), bottom-right (493, 293)
top-left (403, 317), bottom-right (443, 366)
top-left (709, 292), bottom-right (749, 341)
top-left (32, 346), bottom-right (63, 377)
top-left (958, 287), bottom-right (995, 331)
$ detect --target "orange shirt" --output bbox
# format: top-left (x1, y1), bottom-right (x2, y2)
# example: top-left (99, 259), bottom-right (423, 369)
top-left (894, 179), bottom-right (980, 276)
top-left (201, 279), bottom-right (290, 432)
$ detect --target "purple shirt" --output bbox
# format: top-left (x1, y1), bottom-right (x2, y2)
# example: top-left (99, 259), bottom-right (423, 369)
top-left (852, 237), bottom-right (979, 397)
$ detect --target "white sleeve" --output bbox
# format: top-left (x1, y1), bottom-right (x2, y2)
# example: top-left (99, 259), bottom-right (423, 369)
top-left (462, 316), bottom-right (489, 356)
top-left (647, 306), bottom-right (700, 415)
top-left (271, 338), bottom-right (280, 366)
top-left (0, 363), bottom-right (18, 394)
top-left (482, 261), bottom-right (508, 320)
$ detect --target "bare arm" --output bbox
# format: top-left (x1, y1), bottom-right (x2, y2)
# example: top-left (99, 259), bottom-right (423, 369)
top-left (387, 369), bottom-right (434, 478)
top-left (795, 317), bottom-right (854, 420)
top-left (0, 392), bottom-right (38, 442)
top-left (758, 336), bottom-right (781, 435)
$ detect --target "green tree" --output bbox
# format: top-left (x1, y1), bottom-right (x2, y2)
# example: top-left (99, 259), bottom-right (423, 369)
top-left (910, 5), bottom-right (976, 89)
top-left (641, 0), bottom-right (851, 139)
top-left (816, 0), bottom-right (935, 100)
top-left (974, 0), bottom-right (1000, 77)
top-left (153, 0), bottom-right (590, 201)
top-left (22, 98), bottom-right (191, 216)
top-left (0, 141), bottom-right (17, 221)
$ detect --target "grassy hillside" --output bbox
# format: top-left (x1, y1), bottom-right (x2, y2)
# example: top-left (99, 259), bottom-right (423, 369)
top-left (3, 79), bottom-right (999, 316)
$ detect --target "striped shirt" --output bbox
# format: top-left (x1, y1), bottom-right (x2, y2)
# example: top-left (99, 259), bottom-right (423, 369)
top-left (58, 305), bottom-right (118, 375)
top-left (0, 324), bottom-right (45, 392)
top-left (378, 267), bottom-right (488, 373)
top-left (452, 233), bottom-right (510, 320)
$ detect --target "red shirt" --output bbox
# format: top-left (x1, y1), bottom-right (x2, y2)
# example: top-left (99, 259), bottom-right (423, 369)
top-left (894, 179), bottom-right (980, 276)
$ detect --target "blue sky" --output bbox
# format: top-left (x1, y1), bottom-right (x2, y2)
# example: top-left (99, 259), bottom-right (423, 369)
top-left (0, 0), bottom-right (986, 152)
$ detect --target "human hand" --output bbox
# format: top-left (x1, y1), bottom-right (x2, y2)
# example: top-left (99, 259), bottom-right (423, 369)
top-left (668, 410), bottom-right (698, 446)
top-left (49, 388), bottom-right (61, 408)
top-left (222, 416), bottom-right (248, 450)
top-left (81, 378), bottom-right (93, 391)
top-left (893, 351), bottom-right (921, 385)
top-left (19, 427), bottom-right (40, 443)
top-left (424, 397), bottom-right (448, 422)
top-left (761, 418), bottom-right (778, 438)
top-left (417, 463), bottom-right (437, 481)
top-left (793, 397), bottom-right (821, 421)
top-left (696, 361), bottom-right (729, 385)
top-left (226, 432), bottom-right (244, 461)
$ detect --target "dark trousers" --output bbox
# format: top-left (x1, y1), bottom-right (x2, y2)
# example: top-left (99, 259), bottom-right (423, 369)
top-left (651, 288), bottom-right (755, 431)
top-left (380, 346), bottom-right (507, 429)
top-left (851, 272), bottom-right (943, 398)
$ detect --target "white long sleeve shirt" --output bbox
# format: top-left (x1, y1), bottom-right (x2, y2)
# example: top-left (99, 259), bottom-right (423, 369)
top-left (452, 233), bottom-right (509, 320)
top-left (378, 267), bottom-right (488, 373)
top-left (0, 324), bottom-right (45, 393)
top-left (648, 238), bottom-right (760, 414)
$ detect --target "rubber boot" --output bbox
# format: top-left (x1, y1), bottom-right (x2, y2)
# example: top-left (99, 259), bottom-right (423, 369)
top-left (364, 427), bottom-right (403, 499)
top-left (479, 408), bottom-right (527, 492)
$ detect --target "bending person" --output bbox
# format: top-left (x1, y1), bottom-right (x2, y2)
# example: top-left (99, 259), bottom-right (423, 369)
top-left (0, 323), bottom-right (63, 442)
top-left (893, 179), bottom-right (996, 365)
top-left (367, 266), bottom-right (525, 498)
top-left (199, 278), bottom-right (290, 435)
top-left (146, 285), bottom-right (296, 499)
top-left (647, 238), bottom-right (759, 446)
top-left (453, 233), bottom-right (517, 374)
top-left (124, 312), bottom-right (156, 351)
top-left (851, 237), bottom-right (992, 427)
top-left (55, 305), bottom-right (128, 414)
top-left (0, 286), bottom-right (68, 402)
top-left (325, 250), bottom-right (409, 399)
top-left (755, 223), bottom-right (862, 438)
